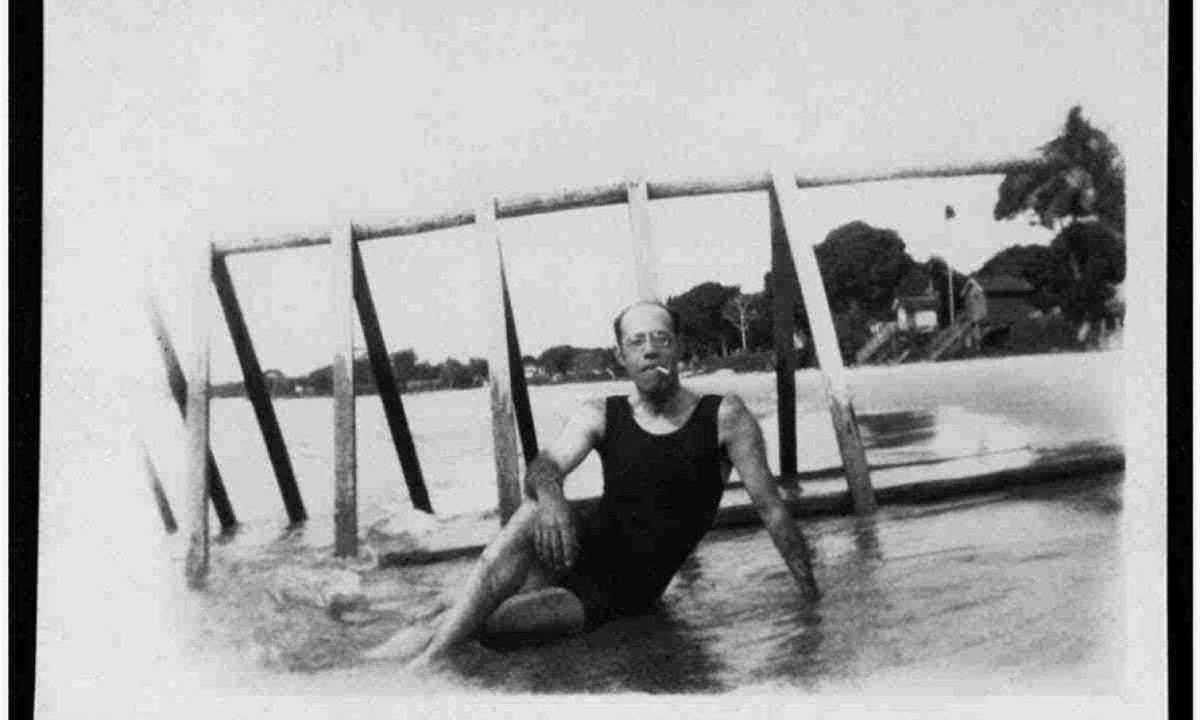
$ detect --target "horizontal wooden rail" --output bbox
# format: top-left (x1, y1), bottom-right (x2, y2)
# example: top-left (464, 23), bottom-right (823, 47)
top-left (212, 154), bottom-right (1042, 257)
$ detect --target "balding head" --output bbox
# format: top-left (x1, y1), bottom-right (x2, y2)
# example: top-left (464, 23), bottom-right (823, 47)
top-left (612, 300), bottom-right (679, 346)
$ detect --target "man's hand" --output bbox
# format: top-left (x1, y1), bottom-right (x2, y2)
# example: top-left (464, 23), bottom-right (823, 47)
top-left (532, 497), bottom-right (578, 571)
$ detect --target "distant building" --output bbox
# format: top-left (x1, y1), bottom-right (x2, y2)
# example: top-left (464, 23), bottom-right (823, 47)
top-left (523, 359), bottom-right (547, 380)
top-left (892, 267), bottom-right (940, 332)
top-left (962, 274), bottom-right (1037, 327)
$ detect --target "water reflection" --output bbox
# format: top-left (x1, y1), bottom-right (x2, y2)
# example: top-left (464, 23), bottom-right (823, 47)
top-left (851, 518), bottom-right (884, 564)
top-left (470, 605), bottom-right (726, 693)
top-left (756, 517), bottom-right (886, 685)
top-left (856, 409), bottom-right (939, 450)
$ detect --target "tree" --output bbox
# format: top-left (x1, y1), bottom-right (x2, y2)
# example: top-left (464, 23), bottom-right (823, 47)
top-left (814, 221), bottom-right (917, 319)
top-left (389, 349), bottom-right (419, 384)
top-left (569, 347), bottom-right (619, 378)
top-left (467, 357), bottom-right (488, 383)
top-left (721, 292), bottom-right (761, 352)
top-left (833, 302), bottom-right (873, 364)
top-left (438, 357), bottom-right (478, 389)
top-left (666, 282), bottom-right (741, 359)
top-left (993, 106), bottom-right (1126, 327)
top-left (993, 106), bottom-right (1125, 234)
top-left (977, 244), bottom-right (1074, 311)
top-left (538, 345), bottom-right (578, 377)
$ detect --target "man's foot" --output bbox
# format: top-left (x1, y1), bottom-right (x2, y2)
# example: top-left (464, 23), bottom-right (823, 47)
top-left (362, 625), bottom-right (435, 662)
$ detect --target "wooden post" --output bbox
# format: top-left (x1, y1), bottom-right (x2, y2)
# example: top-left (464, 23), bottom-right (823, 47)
top-left (211, 256), bottom-right (307, 525)
top-left (626, 177), bottom-right (660, 301)
top-left (142, 292), bottom-right (238, 532)
top-left (501, 269), bottom-right (539, 463)
top-left (768, 188), bottom-right (800, 481)
top-left (770, 169), bottom-right (877, 514)
top-left (477, 197), bottom-right (524, 524)
top-left (138, 440), bottom-right (177, 534)
top-left (185, 241), bottom-right (213, 588)
top-left (351, 242), bottom-right (434, 513)
top-left (331, 220), bottom-right (358, 557)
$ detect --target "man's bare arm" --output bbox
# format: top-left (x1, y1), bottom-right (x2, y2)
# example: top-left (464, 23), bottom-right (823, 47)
top-left (521, 399), bottom-right (606, 571)
top-left (719, 395), bottom-right (820, 601)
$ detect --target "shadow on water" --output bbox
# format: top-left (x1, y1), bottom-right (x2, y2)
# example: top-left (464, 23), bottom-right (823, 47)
top-left (856, 409), bottom-right (939, 450)
top-left (467, 602), bottom-right (728, 693)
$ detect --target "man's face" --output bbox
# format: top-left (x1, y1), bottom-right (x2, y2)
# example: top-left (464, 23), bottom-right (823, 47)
top-left (616, 304), bottom-right (681, 396)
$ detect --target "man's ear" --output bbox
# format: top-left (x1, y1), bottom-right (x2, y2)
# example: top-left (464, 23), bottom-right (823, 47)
top-left (611, 345), bottom-right (623, 364)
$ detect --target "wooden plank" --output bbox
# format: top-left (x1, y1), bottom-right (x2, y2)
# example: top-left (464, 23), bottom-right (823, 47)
top-left (351, 242), bottom-right (434, 513)
top-left (138, 440), bottom-right (178, 534)
top-left (331, 220), bottom-right (358, 557)
top-left (142, 292), bottom-right (238, 532)
top-left (625, 177), bottom-right (660, 301)
top-left (476, 197), bottom-right (524, 524)
top-left (212, 155), bottom-right (1043, 256)
top-left (211, 256), bottom-right (307, 525)
top-left (501, 267), bottom-right (539, 463)
top-left (768, 188), bottom-right (799, 479)
top-left (185, 241), bottom-right (213, 588)
top-left (376, 451), bottom-right (1125, 566)
top-left (770, 168), bottom-right (877, 514)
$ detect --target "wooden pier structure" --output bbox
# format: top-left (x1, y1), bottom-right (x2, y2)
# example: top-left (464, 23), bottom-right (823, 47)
top-left (143, 153), bottom-right (1046, 585)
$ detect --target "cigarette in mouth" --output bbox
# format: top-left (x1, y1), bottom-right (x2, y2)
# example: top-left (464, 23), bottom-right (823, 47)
top-left (652, 366), bottom-right (671, 375)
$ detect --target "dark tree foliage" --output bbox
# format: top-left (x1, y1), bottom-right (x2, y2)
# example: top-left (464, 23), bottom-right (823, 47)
top-left (814, 221), bottom-right (917, 319)
top-left (1052, 220), bottom-right (1126, 323)
top-left (976, 244), bottom-right (1074, 312)
top-left (833, 301), bottom-right (873, 364)
top-left (993, 107), bottom-right (1126, 327)
top-left (569, 347), bottom-right (621, 377)
top-left (666, 282), bottom-right (741, 358)
top-left (389, 349), bottom-right (419, 383)
top-left (537, 344), bottom-right (579, 377)
top-left (993, 106), bottom-right (1125, 234)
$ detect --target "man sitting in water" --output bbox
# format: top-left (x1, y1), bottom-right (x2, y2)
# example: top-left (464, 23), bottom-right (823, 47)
top-left (369, 300), bottom-right (821, 668)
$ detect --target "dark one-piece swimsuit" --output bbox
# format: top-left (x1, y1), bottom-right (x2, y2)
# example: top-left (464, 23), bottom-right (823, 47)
top-left (559, 394), bottom-right (727, 628)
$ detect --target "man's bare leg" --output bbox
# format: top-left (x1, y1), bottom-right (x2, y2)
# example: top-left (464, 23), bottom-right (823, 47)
top-left (378, 502), bottom-right (584, 669)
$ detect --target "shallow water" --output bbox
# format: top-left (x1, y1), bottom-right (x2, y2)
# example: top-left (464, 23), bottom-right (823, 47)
top-left (420, 474), bottom-right (1124, 693)
top-left (177, 352), bottom-right (1121, 548)
top-left (192, 472), bottom-right (1123, 695)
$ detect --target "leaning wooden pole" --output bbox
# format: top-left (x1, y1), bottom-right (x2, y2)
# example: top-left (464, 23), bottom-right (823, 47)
top-left (351, 242), bottom-right (434, 514)
top-left (331, 220), bottom-right (359, 557)
top-left (770, 168), bottom-right (877, 514)
top-left (211, 255), bottom-right (307, 525)
top-left (767, 188), bottom-right (800, 481)
top-left (142, 292), bottom-right (237, 532)
top-left (185, 240), bottom-right (213, 588)
top-left (626, 177), bottom-right (660, 301)
top-left (501, 269), bottom-right (539, 463)
top-left (477, 197), bottom-right (524, 524)
top-left (138, 440), bottom-right (178, 534)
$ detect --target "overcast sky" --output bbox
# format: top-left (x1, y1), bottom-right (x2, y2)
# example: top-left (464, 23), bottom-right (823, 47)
top-left (45, 1), bottom-right (1164, 383)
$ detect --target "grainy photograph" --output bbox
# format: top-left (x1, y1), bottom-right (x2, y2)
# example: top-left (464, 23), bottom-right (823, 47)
top-left (39, 1), bottom-right (1167, 717)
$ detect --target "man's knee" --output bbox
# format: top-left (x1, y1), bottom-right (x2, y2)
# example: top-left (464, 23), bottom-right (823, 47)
top-left (483, 587), bottom-right (586, 645)
top-left (478, 502), bottom-right (539, 571)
